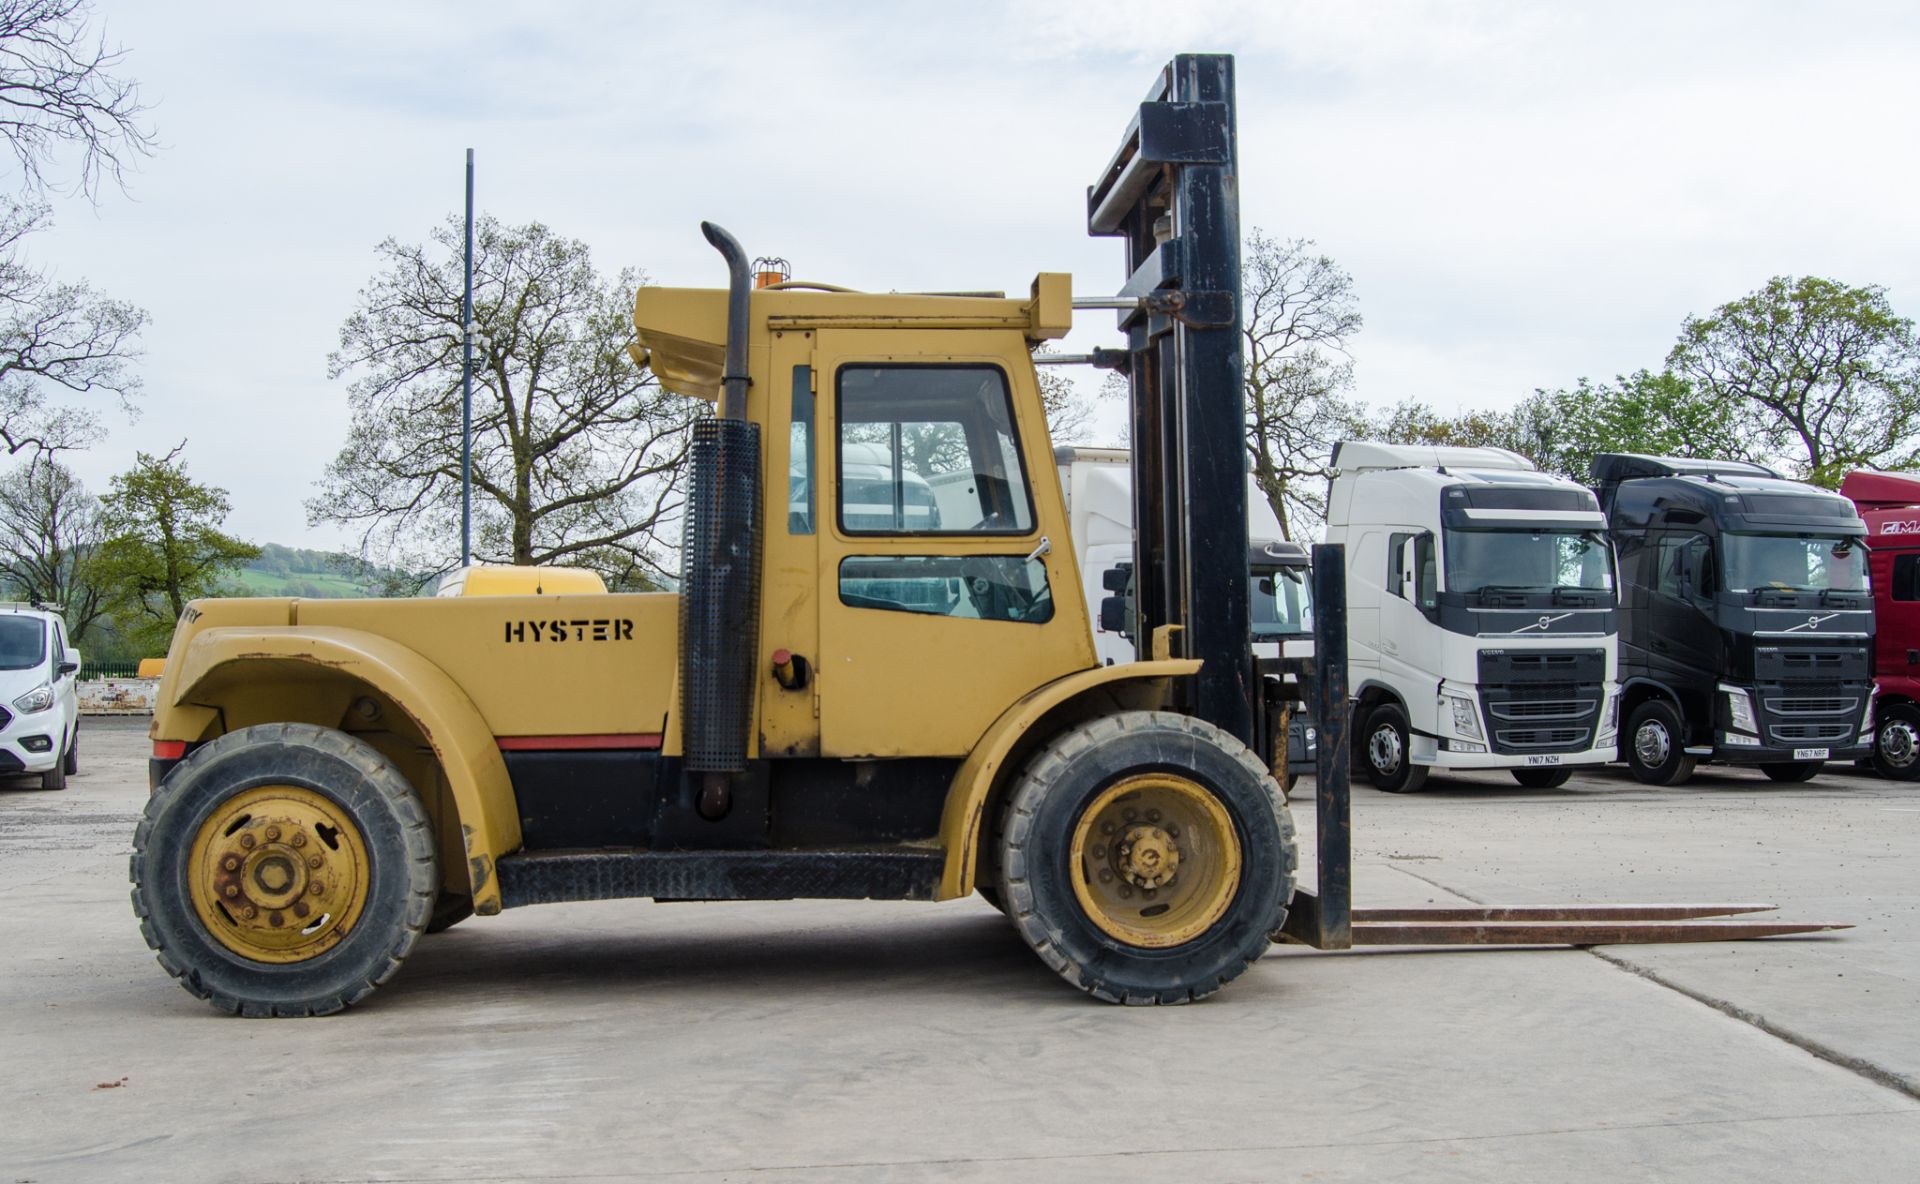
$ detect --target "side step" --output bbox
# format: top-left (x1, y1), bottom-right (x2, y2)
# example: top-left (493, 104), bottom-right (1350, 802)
top-left (497, 848), bottom-right (943, 909)
top-left (1278, 894), bottom-right (1851, 949)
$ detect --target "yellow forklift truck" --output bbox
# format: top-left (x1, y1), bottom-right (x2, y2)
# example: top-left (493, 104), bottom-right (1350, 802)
top-left (131, 55), bottom-right (1836, 1016)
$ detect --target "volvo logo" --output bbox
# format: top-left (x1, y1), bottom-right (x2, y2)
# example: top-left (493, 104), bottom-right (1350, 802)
top-left (1784, 613), bottom-right (1841, 633)
top-left (1510, 612), bottom-right (1573, 634)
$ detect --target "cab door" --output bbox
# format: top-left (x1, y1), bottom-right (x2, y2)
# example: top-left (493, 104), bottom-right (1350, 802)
top-left (812, 330), bottom-right (1094, 758)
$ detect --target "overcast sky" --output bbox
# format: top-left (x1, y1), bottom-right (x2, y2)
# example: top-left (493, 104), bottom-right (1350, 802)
top-left (34, 0), bottom-right (1920, 552)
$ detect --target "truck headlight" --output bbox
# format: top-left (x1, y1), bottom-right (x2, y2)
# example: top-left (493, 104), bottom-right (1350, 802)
top-left (1721, 685), bottom-right (1757, 734)
top-left (1448, 694), bottom-right (1482, 740)
top-left (12, 683), bottom-right (52, 713)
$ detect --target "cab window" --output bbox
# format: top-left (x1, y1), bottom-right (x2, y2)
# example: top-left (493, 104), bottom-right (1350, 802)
top-left (835, 365), bottom-right (1034, 535)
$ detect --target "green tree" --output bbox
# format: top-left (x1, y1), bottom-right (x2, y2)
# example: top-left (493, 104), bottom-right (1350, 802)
top-left (1243, 231), bottom-right (1368, 539)
top-left (1668, 276), bottom-right (1920, 486)
top-left (94, 444), bottom-right (258, 652)
top-left (0, 452), bottom-right (106, 638)
top-left (311, 215), bottom-right (696, 585)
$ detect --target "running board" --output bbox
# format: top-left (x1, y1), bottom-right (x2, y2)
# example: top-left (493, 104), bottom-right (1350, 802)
top-left (1277, 893), bottom-right (1851, 948)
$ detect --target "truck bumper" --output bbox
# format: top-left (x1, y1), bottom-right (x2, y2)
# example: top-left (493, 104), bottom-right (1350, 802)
top-left (1705, 741), bottom-right (1871, 765)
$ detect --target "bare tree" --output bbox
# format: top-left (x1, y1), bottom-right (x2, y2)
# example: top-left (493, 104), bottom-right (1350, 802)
top-left (1243, 231), bottom-right (1367, 539)
top-left (0, 450), bottom-right (104, 636)
top-left (312, 216), bottom-right (697, 587)
top-left (0, 0), bottom-right (153, 198)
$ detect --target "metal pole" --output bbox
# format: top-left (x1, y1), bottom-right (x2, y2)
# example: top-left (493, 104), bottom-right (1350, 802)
top-left (461, 148), bottom-right (474, 569)
top-left (1311, 543), bottom-right (1352, 950)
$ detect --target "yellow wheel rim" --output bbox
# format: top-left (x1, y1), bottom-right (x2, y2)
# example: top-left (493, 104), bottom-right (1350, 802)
top-left (186, 785), bottom-right (372, 964)
top-left (1069, 773), bottom-right (1242, 948)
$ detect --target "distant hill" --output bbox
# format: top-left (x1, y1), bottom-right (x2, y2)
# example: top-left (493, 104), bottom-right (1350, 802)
top-left (228, 543), bottom-right (415, 599)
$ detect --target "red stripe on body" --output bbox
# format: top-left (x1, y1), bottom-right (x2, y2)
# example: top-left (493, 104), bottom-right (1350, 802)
top-left (495, 733), bottom-right (663, 752)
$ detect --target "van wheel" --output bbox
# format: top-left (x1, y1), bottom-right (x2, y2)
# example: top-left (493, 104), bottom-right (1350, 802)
top-left (1511, 767), bottom-right (1572, 789)
top-left (998, 711), bottom-right (1295, 1004)
top-left (1761, 761), bottom-right (1821, 783)
top-left (40, 732), bottom-right (67, 790)
top-left (1362, 703), bottom-right (1428, 793)
top-left (63, 727), bottom-right (78, 775)
top-left (1871, 702), bottom-right (1920, 781)
top-left (1625, 700), bottom-right (1697, 786)
top-left (130, 723), bottom-right (437, 1016)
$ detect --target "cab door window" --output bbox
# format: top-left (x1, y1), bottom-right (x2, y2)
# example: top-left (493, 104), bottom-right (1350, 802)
top-left (835, 365), bottom-right (1034, 535)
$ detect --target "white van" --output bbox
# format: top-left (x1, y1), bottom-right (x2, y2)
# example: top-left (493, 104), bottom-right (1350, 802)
top-left (0, 605), bottom-right (81, 789)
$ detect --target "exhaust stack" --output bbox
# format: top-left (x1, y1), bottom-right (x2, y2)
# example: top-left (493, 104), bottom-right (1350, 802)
top-left (680, 223), bottom-right (763, 815)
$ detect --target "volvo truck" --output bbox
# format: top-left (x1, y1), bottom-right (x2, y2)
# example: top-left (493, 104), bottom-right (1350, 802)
top-left (1841, 469), bottom-right (1920, 780)
top-left (1326, 442), bottom-right (1620, 792)
top-left (1595, 454), bottom-right (1873, 785)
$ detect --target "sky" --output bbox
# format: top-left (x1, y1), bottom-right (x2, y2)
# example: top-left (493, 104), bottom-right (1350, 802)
top-left (30, 0), bottom-right (1920, 552)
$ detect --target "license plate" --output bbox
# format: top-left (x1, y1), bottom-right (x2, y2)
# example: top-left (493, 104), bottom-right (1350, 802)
top-left (1525, 755), bottom-right (1561, 766)
top-left (1792, 747), bottom-right (1829, 761)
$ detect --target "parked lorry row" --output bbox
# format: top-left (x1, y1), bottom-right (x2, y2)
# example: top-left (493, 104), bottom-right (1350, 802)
top-left (1073, 438), bottom-right (1905, 789)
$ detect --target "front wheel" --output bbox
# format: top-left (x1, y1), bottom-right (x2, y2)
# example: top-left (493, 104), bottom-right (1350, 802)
top-left (1625, 700), bottom-right (1697, 786)
top-left (63, 726), bottom-right (78, 775)
top-left (130, 723), bottom-right (437, 1016)
top-left (1511, 766), bottom-right (1572, 789)
top-left (40, 730), bottom-right (68, 790)
top-left (1871, 702), bottom-right (1920, 781)
top-left (998, 711), bottom-right (1295, 1005)
top-left (1362, 703), bottom-right (1429, 793)
top-left (1761, 760), bottom-right (1821, 783)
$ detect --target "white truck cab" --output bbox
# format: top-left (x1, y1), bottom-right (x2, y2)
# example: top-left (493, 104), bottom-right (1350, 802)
top-left (1325, 442), bottom-right (1620, 791)
top-left (0, 604), bottom-right (81, 790)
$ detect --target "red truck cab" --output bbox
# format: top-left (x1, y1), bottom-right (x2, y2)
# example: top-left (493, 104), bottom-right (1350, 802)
top-left (1842, 470), bottom-right (1920, 778)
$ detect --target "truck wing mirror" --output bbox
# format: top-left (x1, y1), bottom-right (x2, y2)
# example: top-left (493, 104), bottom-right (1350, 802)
top-left (1101, 562), bottom-right (1133, 593)
top-left (1098, 595), bottom-right (1133, 639)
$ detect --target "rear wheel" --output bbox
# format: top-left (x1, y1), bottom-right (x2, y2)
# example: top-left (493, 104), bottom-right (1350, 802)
top-left (130, 723), bottom-right (437, 1016)
top-left (1511, 766), bottom-right (1572, 789)
top-left (1761, 760), bottom-right (1821, 783)
top-left (1871, 702), bottom-right (1920, 781)
top-left (1362, 702), bottom-right (1428, 793)
top-left (1625, 700), bottom-right (1697, 786)
top-left (998, 711), bottom-right (1295, 1005)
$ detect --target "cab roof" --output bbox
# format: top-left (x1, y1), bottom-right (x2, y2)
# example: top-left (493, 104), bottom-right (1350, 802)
top-left (632, 275), bottom-right (1073, 402)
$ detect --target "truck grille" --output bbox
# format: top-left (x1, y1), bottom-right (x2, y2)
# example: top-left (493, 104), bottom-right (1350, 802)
top-left (1490, 698), bottom-right (1596, 721)
top-left (1767, 722), bottom-right (1853, 742)
top-left (1495, 726), bottom-right (1590, 749)
top-left (1762, 696), bottom-right (1858, 716)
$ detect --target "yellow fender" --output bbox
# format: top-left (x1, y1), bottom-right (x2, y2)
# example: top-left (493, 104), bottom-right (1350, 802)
top-left (936, 659), bottom-right (1201, 899)
top-left (169, 626), bottom-right (523, 916)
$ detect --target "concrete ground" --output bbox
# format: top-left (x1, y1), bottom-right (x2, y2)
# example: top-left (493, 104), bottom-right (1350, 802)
top-left (1, 717), bottom-right (1915, 1183)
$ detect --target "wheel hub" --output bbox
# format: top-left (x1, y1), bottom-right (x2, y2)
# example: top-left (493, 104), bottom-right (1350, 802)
top-left (1879, 721), bottom-right (1917, 768)
top-left (1369, 725), bottom-right (1402, 774)
top-left (187, 786), bottom-right (370, 963)
top-left (1114, 823), bottom-right (1181, 890)
top-left (1069, 774), bottom-right (1243, 949)
top-left (1634, 720), bottom-right (1670, 768)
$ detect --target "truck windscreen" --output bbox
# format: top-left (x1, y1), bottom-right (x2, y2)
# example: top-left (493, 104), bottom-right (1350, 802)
top-left (1442, 529), bottom-right (1614, 596)
top-left (1251, 568), bottom-right (1312, 638)
top-left (1722, 534), bottom-right (1868, 593)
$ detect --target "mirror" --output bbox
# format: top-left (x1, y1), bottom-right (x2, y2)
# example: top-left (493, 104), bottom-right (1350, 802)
top-left (57, 660), bottom-right (78, 677)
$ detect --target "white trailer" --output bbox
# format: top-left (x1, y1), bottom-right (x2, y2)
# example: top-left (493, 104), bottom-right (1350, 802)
top-left (1324, 441), bottom-right (1621, 791)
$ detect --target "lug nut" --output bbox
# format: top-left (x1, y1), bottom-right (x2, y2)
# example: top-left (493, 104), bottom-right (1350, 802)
top-left (291, 833), bottom-right (305, 848)
top-left (269, 912), bottom-right (283, 928)
top-left (242, 906), bottom-right (257, 919)
top-left (1146, 809), bottom-right (1161, 822)
top-left (1123, 808), bottom-right (1138, 822)
top-left (1100, 821), bottom-right (1114, 835)
top-left (223, 856), bottom-right (240, 871)
top-left (1098, 868), bottom-right (1114, 883)
top-left (307, 855), bottom-right (322, 869)
top-left (1167, 825), bottom-right (1179, 838)
top-left (265, 826), bottom-right (280, 841)
top-left (309, 881), bottom-right (325, 896)
top-left (222, 884), bottom-right (239, 898)
top-left (239, 834), bottom-right (255, 849)
top-left (293, 901), bottom-right (310, 919)
top-left (1119, 885), bottom-right (1134, 899)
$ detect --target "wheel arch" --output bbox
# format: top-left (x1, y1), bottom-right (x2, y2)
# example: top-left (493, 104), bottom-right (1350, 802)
top-left (935, 659), bottom-right (1201, 900)
top-left (160, 626), bottom-right (521, 916)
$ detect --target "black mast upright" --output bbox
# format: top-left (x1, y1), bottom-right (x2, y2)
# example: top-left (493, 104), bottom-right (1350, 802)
top-left (1087, 54), bottom-right (1252, 744)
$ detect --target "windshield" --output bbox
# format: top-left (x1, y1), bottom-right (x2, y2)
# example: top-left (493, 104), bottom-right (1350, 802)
top-left (0, 616), bottom-right (45, 670)
top-left (1442, 529), bottom-right (1614, 595)
top-left (1251, 567), bottom-right (1312, 638)
top-left (1723, 534), bottom-right (1868, 593)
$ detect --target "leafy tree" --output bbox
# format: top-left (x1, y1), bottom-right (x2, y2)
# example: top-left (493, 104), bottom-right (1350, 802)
top-left (0, 452), bottom-right (105, 638)
top-left (1243, 231), bottom-right (1368, 539)
top-left (94, 445), bottom-right (258, 652)
top-left (1668, 276), bottom-right (1920, 487)
top-left (311, 216), bottom-right (696, 585)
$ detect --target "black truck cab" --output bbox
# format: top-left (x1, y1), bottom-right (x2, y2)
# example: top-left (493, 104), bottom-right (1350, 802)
top-left (1593, 453), bottom-right (1873, 785)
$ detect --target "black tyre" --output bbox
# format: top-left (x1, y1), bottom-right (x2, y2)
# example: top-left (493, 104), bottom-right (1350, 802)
top-left (1625, 700), bottom-right (1698, 786)
top-left (1871, 702), bottom-right (1920, 781)
top-left (130, 723), bottom-right (437, 1017)
top-left (1361, 702), bottom-right (1429, 793)
top-left (425, 892), bottom-right (474, 934)
top-left (998, 711), bottom-right (1295, 1005)
top-left (1511, 766), bottom-right (1572, 789)
top-left (64, 725), bottom-right (78, 775)
top-left (1761, 760), bottom-right (1821, 783)
top-left (40, 729), bottom-right (67, 790)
